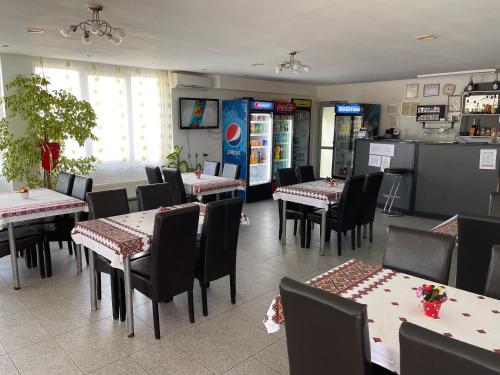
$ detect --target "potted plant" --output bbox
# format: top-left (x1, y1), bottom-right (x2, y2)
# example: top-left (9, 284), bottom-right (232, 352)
top-left (0, 74), bottom-right (98, 188)
top-left (165, 145), bottom-right (189, 173)
top-left (416, 284), bottom-right (448, 318)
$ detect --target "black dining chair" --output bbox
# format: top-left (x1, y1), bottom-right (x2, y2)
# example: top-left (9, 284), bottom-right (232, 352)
top-left (383, 225), bottom-right (455, 285)
top-left (221, 163), bottom-right (240, 179)
top-left (357, 172), bottom-right (384, 247)
top-left (87, 188), bottom-right (130, 320)
top-left (195, 198), bottom-right (243, 316)
top-left (489, 192), bottom-right (500, 217)
top-left (136, 183), bottom-right (173, 211)
top-left (162, 168), bottom-right (195, 204)
top-left (280, 277), bottom-right (372, 375)
top-left (145, 166), bottom-right (163, 184)
top-left (203, 161), bottom-right (220, 176)
top-left (120, 205), bottom-right (200, 339)
top-left (399, 321), bottom-right (500, 375)
top-left (295, 165), bottom-right (315, 183)
top-left (457, 214), bottom-right (500, 294)
top-left (54, 171), bottom-right (75, 195)
top-left (484, 245), bottom-right (500, 300)
top-left (306, 175), bottom-right (366, 255)
top-left (276, 168), bottom-right (308, 247)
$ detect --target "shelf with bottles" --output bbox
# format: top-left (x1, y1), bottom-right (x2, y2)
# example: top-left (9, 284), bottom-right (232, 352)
top-left (273, 159), bottom-right (288, 162)
top-left (250, 162), bottom-right (268, 166)
top-left (416, 105), bottom-right (446, 122)
top-left (463, 94), bottom-right (498, 114)
top-left (250, 133), bottom-right (270, 137)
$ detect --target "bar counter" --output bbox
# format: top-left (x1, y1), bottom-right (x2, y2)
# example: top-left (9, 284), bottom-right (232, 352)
top-left (353, 139), bottom-right (500, 218)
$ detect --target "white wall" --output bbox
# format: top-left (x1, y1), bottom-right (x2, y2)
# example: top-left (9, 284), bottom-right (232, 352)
top-left (317, 73), bottom-right (497, 141)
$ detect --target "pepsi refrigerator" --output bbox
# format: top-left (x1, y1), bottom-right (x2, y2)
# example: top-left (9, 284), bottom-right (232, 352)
top-left (272, 102), bottom-right (296, 180)
top-left (333, 103), bottom-right (380, 177)
top-left (222, 99), bottom-right (274, 202)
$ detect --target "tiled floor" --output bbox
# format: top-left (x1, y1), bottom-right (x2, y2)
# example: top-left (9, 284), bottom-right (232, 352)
top-left (0, 200), bottom-right (444, 374)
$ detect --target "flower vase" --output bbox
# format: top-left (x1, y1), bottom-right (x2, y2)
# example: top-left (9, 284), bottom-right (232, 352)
top-left (422, 300), bottom-right (442, 318)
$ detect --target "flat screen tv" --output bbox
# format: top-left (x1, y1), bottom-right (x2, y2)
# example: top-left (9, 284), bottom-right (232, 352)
top-left (179, 98), bottom-right (219, 129)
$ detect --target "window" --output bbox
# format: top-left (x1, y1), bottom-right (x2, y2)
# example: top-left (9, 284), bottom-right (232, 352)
top-left (34, 58), bottom-right (172, 181)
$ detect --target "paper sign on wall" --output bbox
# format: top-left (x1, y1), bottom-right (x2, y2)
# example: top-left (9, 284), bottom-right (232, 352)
top-left (380, 156), bottom-right (392, 172)
top-left (369, 143), bottom-right (395, 157)
top-left (479, 149), bottom-right (497, 170)
top-left (368, 154), bottom-right (381, 167)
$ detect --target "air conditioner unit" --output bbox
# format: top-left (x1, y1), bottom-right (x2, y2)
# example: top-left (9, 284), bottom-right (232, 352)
top-left (171, 73), bottom-right (213, 89)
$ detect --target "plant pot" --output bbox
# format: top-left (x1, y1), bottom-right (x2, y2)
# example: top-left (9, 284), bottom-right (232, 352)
top-left (423, 300), bottom-right (442, 318)
top-left (18, 191), bottom-right (29, 200)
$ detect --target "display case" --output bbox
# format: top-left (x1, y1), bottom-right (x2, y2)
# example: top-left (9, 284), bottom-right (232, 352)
top-left (416, 105), bottom-right (453, 128)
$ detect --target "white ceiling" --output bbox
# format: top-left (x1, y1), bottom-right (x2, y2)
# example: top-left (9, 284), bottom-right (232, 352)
top-left (1, 0), bottom-right (499, 84)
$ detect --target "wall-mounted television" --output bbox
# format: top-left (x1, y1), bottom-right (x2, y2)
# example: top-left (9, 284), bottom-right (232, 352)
top-left (179, 98), bottom-right (219, 129)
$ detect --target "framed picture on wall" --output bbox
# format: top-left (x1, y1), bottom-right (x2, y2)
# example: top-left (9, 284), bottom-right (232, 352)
top-left (406, 83), bottom-right (419, 98)
top-left (448, 95), bottom-right (462, 112)
top-left (423, 83), bottom-right (440, 97)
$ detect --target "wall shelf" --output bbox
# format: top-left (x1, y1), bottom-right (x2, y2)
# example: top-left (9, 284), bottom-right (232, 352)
top-left (418, 120), bottom-right (455, 129)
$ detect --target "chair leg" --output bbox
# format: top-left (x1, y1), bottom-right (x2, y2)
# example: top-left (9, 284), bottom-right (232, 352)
top-left (24, 248), bottom-right (32, 268)
top-left (119, 279), bottom-right (126, 322)
top-left (200, 281), bottom-right (208, 316)
top-left (152, 298), bottom-right (160, 339)
top-left (230, 272), bottom-right (236, 304)
top-left (293, 219), bottom-right (298, 235)
top-left (369, 222), bottom-right (374, 243)
top-left (337, 231), bottom-right (342, 256)
top-left (110, 274), bottom-right (119, 320)
top-left (357, 225), bottom-right (361, 248)
top-left (84, 247), bottom-right (89, 265)
top-left (363, 224), bottom-right (368, 238)
top-left (300, 218), bottom-right (306, 248)
top-left (278, 216), bottom-right (282, 240)
top-left (44, 241), bottom-right (52, 277)
top-left (325, 229), bottom-right (331, 242)
top-left (31, 246), bottom-right (38, 268)
top-left (306, 220), bottom-right (312, 248)
top-left (67, 241), bottom-right (73, 255)
top-left (188, 289), bottom-right (195, 323)
top-left (351, 229), bottom-right (356, 250)
top-left (96, 272), bottom-right (102, 300)
top-left (58, 241), bottom-right (63, 249)
top-left (37, 243), bottom-right (46, 279)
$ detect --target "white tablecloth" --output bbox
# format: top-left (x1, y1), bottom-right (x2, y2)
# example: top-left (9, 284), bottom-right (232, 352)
top-left (181, 173), bottom-right (243, 198)
top-left (264, 259), bottom-right (500, 373)
top-left (272, 179), bottom-right (344, 209)
top-left (0, 188), bottom-right (87, 229)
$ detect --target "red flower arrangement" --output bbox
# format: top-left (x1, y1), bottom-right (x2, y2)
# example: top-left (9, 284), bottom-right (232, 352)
top-left (416, 284), bottom-right (447, 318)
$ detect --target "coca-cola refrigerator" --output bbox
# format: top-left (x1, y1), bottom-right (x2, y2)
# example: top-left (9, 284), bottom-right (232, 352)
top-left (291, 98), bottom-right (312, 168)
top-left (272, 102), bottom-right (296, 180)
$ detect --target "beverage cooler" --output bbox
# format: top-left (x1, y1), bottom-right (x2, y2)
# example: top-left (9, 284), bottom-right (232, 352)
top-left (272, 102), bottom-right (296, 179)
top-left (333, 103), bottom-right (380, 177)
top-left (292, 98), bottom-right (312, 168)
top-left (222, 99), bottom-right (274, 202)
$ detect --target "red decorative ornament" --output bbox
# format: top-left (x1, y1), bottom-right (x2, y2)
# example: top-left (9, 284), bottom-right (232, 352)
top-left (423, 300), bottom-right (442, 318)
top-left (41, 141), bottom-right (60, 173)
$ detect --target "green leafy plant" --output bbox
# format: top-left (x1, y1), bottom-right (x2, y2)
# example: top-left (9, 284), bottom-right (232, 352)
top-left (0, 74), bottom-right (98, 188)
top-left (165, 145), bottom-right (189, 173)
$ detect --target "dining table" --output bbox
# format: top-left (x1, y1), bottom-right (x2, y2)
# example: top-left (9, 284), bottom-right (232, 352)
top-left (181, 172), bottom-right (244, 200)
top-left (273, 179), bottom-right (345, 255)
top-left (71, 201), bottom-right (250, 337)
top-left (263, 259), bottom-right (500, 373)
top-left (0, 188), bottom-right (88, 289)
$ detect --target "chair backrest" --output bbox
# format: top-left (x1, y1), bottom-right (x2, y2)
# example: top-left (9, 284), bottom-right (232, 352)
top-left (485, 245), bottom-right (500, 299)
top-left (358, 172), bottom-right (384, 225)
top-left (71, 176), bottom-right (93, 201)
top-left (383, 225), bottom-right (455, 285)
top-left (203, 161), bottom-right (220, 176)
top-left (336, 175), bottom-right (366, 229)
top-left (280, 277), bottom-right (371, 375)
top-left (295, 166), bottom-right (315, 183)
top-left (162, 168), bottom-right (187, 204)
top-left (276, 168), bottom-right (298, 187)
top-left (55, 172), bottom-right (75, 195)
top-left (145, 166), bottom-right (163, 184)
top-left (489, 192), bottom-right (500, 217)
top-left (457, 214), bottom-right (500, 293)
top-left (136, 183), bottom-right (173, 211)
top-left (221, 163), bottom-right (240, 179)
top-left (199, 198), bottom-right (243, 283)
top-left (87, 189), bottom-right (130, 219)
top-left (150, 205), bottom-right (200, 300)
top-left (399, 321), bottom-right (500, 375)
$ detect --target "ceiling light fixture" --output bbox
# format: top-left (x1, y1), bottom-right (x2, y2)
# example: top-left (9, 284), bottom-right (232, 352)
top-left (415, 34), bottom-right (436, 41)
top-left (275, 51), bottom-right (311, 74)
top-left (60, 4), bottom-right (126, 46)
top-left (26, 27), bottom-right (44, 33)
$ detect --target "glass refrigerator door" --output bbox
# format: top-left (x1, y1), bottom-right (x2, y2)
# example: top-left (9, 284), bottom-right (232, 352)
top-left (272, 114), bottom-right (293, 178)
top-left (333, 115), bottom-right (353, 177)
top-left (249, 112), bottom-right (273, 186)
top-left (292, 110), bottom-right (310, 168)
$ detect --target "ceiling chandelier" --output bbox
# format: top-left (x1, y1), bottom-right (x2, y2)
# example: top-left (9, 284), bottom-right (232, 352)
top-left (60, 4), bottom-right (126, 46)
top-left (275, 51), bottom-right (311, 74)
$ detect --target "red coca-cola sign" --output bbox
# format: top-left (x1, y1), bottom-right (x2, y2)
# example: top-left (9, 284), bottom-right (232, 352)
top-left (274, 102), bottom-right (296, 114)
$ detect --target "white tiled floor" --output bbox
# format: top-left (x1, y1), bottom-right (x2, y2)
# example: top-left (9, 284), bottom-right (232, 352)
top-left (0, 200), bottom-right (443, 374)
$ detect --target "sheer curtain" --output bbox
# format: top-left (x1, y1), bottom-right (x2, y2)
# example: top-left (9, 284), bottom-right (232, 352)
top-left (33, 57), bottom-right (172, 183)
